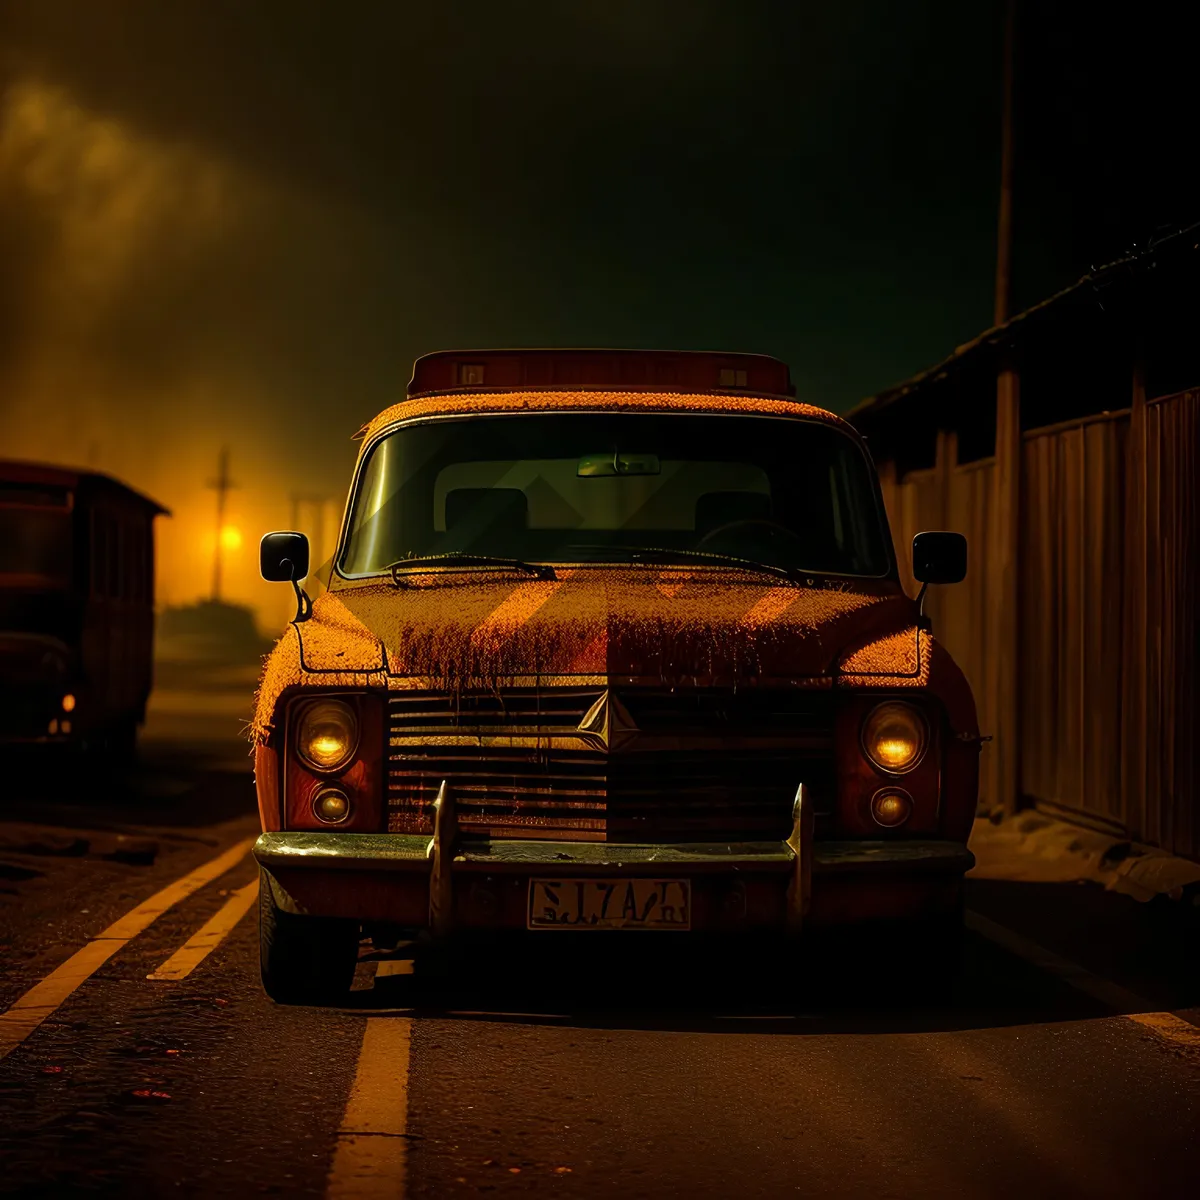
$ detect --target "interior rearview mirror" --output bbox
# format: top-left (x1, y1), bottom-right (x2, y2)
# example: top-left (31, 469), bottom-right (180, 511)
top-left (260, 531), bottom-right (310, 583)
top-left (912, 531), bottom-right (967, 585)
top-left (577, 451), bottom-right (661, 477)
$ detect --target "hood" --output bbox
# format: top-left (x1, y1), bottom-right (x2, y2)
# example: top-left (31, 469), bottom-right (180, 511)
top-left (292, 568), bottom-right (918, 685)
top-left (249, 569), bottom-right (985, 745)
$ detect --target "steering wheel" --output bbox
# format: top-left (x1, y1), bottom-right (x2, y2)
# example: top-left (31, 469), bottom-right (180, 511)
top-left (695, 518), bottom-right (807, 553)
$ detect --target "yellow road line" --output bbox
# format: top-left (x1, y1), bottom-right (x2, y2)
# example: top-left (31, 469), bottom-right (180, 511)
top-left (325, 961), bottom-right (415, 1197)
top-left (146, 880), bottom-right (260, 982)
top-left (965, 909), bottom-right (1200, 1055)
top-left (0, 835), bottom-right (255, 1060)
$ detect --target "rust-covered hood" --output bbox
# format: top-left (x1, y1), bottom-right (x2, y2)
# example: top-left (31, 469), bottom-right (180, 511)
top-left (248, 568), bottom-right (984, 743)
top-left (291, 568), bottom-right (919, 678)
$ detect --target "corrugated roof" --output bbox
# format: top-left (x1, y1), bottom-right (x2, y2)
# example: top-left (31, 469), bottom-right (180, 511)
top-left (849, 219), bottom-right (1200, 426)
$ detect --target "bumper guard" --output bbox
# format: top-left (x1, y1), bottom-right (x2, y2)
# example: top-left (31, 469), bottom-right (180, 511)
top-left (252, 781), bottom-right (974, 931)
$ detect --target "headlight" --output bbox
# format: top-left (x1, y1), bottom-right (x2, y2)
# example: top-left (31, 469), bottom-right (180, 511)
top-left (862, 701), bottom-right (927, 774)
top-left (295, 698), bottom-right (359, 772)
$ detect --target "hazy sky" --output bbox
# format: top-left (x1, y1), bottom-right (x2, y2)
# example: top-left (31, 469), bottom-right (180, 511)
top-left (0, 1), bottom-right (1193, 619)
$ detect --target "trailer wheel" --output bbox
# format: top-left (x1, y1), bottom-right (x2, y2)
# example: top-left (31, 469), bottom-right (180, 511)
top-left (258, 869), bottom-right (359, 1004)
top-left (105, 719), bottom-right (138, 766)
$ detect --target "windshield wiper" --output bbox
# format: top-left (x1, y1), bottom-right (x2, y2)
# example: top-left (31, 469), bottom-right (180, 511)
top-left (387, 553), bottom-right (556, 588)
top-left (567, 544), bottom-right (802, 584)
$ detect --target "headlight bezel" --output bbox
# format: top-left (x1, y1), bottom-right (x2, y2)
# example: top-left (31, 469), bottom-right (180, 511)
top-left (860, 700), bottom-right (929, 776)
top-left (293, 696), bottom-right (361, 774)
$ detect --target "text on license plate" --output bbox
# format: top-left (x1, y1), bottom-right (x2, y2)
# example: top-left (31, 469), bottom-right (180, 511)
top-left (527, 878), bottom-right (691, 930)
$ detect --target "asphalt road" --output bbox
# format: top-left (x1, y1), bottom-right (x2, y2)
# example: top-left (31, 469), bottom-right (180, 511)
top-left (2, 686), bottom-right (1199, 1199)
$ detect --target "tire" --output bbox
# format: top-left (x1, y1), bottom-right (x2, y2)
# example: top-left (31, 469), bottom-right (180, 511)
top-left (80, 719), bottom-right (138, 777)
top-left (259, 869), bottom-right (359, 1004)
top-left (104, 718), bottom-right (138, 767)
top-left (888, 906), bottom-right (965, 1004)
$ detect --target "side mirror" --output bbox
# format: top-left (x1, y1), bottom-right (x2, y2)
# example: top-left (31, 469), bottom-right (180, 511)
top-left (912, 531), bottom-right (966, 585)
top-left (260, 531), bottom-right (310, 583)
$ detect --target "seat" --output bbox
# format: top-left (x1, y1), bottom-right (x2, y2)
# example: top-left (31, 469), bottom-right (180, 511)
top-left (444, 487), bottom-right (528, 549)
top-left (693, 491), bottom-right (773, 536)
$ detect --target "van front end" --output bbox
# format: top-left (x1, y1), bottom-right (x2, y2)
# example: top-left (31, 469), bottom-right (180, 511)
top-left (251, 670), bottom-right (978, 1003)
top-left (251, 349), bottom-right (978, 1004)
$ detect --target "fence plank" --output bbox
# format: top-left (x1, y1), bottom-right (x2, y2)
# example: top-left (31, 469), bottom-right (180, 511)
top-left (1141, 389), bottom-right (1200, 859)
top-left (1017, 417), bottom-right (1126, 826)
top-left (989, 366), bottom-right (1022, 814)
top-left (873, 386), bottom-right (1196, 861)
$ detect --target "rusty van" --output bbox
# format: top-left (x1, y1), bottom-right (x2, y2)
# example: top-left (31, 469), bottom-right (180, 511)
top-left (0, 460), bottom-right (167, 760)
top-left (250, 349), bottom-right (978, 1003)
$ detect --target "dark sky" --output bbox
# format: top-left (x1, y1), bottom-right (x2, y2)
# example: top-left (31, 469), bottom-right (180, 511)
top-left (0, 1), bottom-right (1195, 607)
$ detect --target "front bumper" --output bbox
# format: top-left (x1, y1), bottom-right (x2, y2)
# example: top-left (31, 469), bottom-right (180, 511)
top-left (254, 785), bottom-right (973, 933)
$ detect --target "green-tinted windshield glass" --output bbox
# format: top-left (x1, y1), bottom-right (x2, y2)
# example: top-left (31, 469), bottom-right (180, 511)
top-left (340, 412), bottom-right (890, 578)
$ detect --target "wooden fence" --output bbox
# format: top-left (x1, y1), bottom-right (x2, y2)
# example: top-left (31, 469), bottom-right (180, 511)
top-left (1122, 388), bottom-right (1200, 858)
top-left (876, 387), bottom-right (1199, 859)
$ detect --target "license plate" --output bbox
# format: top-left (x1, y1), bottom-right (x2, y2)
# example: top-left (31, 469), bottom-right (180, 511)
top-left (527, 878), bottom-right (691, 930)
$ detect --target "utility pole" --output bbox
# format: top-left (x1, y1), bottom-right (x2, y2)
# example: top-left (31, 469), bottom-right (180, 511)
top-left (994, 0), bottom-right (1016, 326)
top-left (207, 446), bottom-right (237, 602)
top-left (289, 492), bottom-right (331, 579)
top-left (989, 0), bottom-right (1021, 816)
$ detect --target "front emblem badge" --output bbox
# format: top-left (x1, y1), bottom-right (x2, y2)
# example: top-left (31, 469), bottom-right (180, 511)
top-left (576, 689), bottom-right (639, 752)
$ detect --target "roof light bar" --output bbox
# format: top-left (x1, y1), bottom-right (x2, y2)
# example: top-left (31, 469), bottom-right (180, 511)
top-left (407, 349), bottom-right (795, 399)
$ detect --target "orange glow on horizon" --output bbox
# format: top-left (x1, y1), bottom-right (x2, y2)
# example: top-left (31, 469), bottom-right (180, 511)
top-left (0, 79), bottom-right (356, 637)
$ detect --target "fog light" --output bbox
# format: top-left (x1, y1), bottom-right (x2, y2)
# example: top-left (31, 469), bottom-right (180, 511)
top-left (48, 718), bottom-right (59, 735)
top-left (871, 787), bottom-right (913, 828)
top-left (313, 787), bottom-right (351, 824)
top-left (62, 693), bottom-right (76, 713)
top-left (61, 719), bottom-right (71, 734)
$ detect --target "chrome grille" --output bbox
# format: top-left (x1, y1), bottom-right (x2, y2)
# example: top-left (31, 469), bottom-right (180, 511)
top-left (388, 686), bottom-right (602, 732)
top-left (386, 687), bottom-right (833, 841)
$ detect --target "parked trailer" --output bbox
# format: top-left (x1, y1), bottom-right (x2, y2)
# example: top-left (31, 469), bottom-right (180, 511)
top-left (0, 460), bottom-right (168, 757)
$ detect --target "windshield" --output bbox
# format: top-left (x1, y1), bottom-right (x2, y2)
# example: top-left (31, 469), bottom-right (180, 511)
top-left (0, 507), bottom-right (73, 585)
top-left (340, 412), bottom-right (890, 578)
